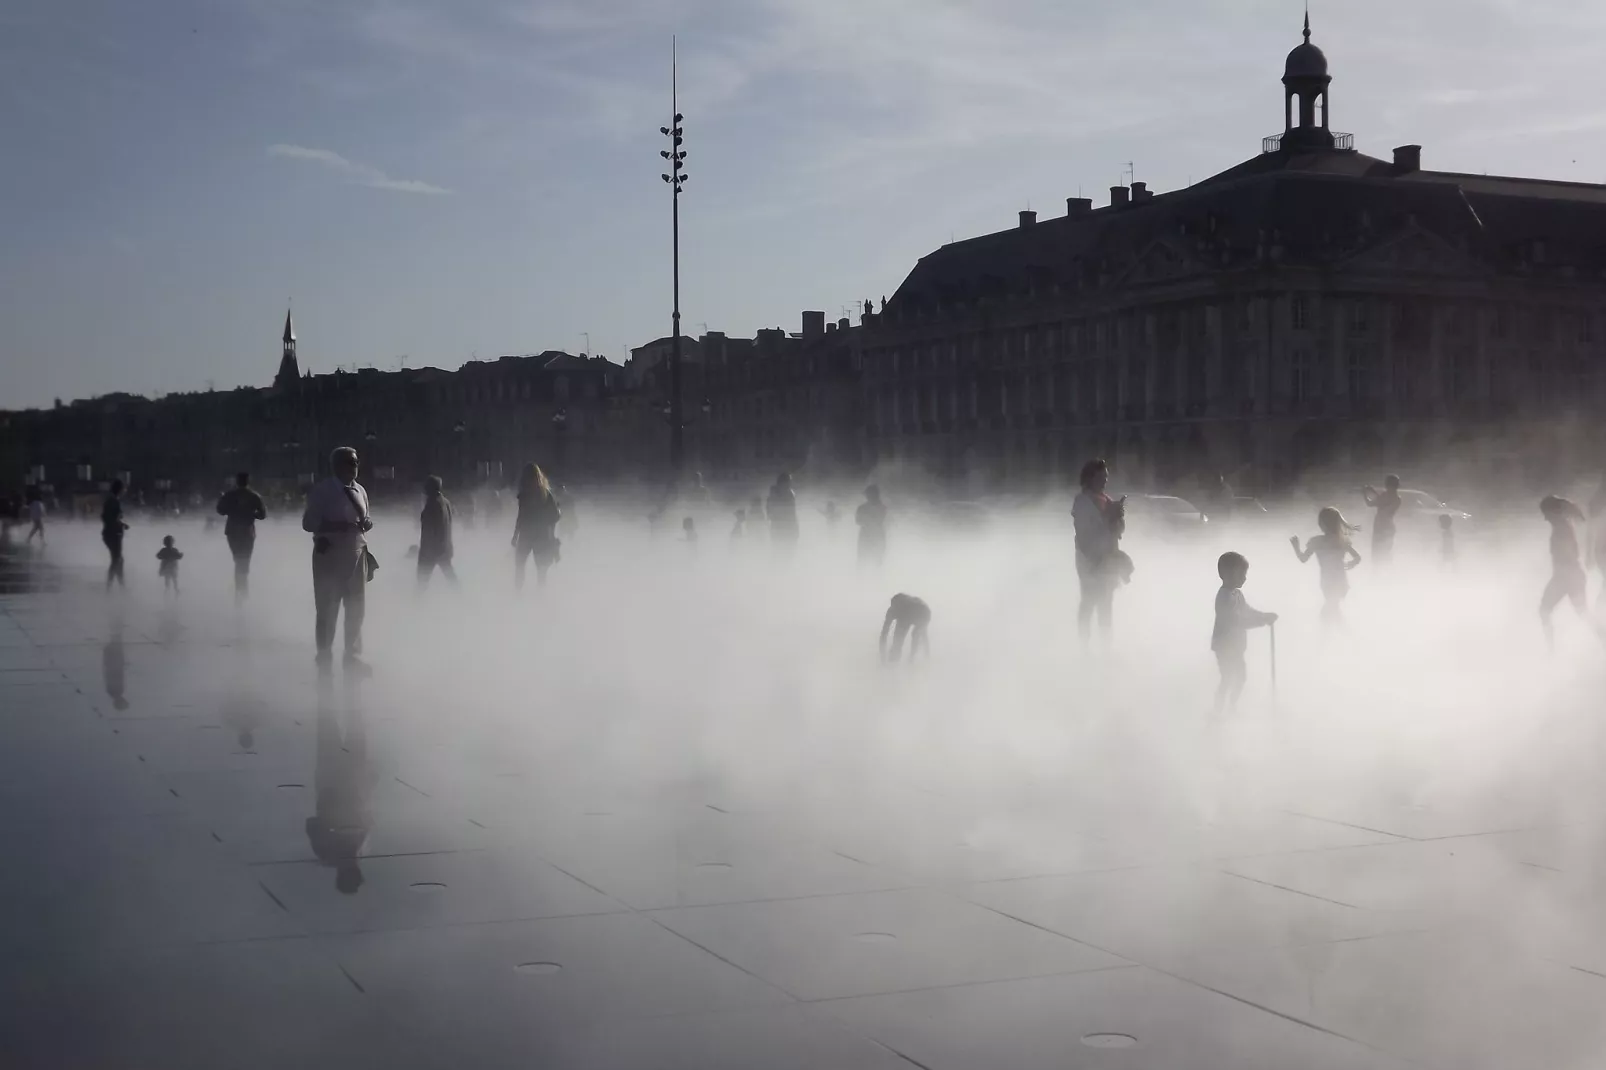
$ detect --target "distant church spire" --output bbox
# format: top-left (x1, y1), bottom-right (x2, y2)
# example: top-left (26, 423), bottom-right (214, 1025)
top-left (275, 307), bottom-right (299, 389)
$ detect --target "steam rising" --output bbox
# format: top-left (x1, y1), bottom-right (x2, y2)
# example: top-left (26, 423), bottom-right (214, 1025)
top-left (19, 477), bottom-right (1606, 1064)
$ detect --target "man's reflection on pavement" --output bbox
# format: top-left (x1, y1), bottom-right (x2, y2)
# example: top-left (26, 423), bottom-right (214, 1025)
top-left (305, 667), bottom-right (374, 894)
top-left (221, 640), bottom-right (265, 753)
top-left (101, 609), bottom-right (128, 711)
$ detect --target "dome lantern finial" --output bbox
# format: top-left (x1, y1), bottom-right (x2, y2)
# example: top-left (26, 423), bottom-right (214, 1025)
top-left (1303, 9), bottom-right (1311, 43)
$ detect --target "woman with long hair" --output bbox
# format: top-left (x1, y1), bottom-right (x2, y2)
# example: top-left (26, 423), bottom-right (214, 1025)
top-left (1290, 506), bottom-right (1362, 627)
top-left (1071, 459), bottom-right (1125, 644)
top-left (512, 462), bottom-right (561, 590)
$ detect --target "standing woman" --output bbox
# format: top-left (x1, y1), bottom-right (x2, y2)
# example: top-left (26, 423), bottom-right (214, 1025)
top-left (102, 478), bottom-right (129, 590)
top-left (856, 485), bottom-right (887, 567)
top-left (1071, 459), bottom-right (1125, 645)
top-left (513, 462), bottom-right (561, 590)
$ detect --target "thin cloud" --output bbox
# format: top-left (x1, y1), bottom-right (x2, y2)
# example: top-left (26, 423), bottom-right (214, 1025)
top-left (268, 143), bottom-right (449, 195)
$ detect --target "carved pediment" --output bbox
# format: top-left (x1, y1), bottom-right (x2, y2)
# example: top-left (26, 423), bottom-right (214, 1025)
top-left (1114, 239), bottom-right (1204, 287)
top-left (1341, 225), bottom-right (1485, 278)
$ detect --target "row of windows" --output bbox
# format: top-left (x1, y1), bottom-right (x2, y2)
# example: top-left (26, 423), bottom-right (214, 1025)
top-left (871, 349), bottom-right (1600, 428)
top-left (872, 299), bottom-right (1603, 375)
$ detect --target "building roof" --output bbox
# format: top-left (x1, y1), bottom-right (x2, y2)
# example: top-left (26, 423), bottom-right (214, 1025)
top-left (883, 161), bottom-right (1606, 314)
top-left (881, 22), bottom-right (1606, 315)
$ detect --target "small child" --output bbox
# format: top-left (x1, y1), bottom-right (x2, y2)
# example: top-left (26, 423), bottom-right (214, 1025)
top-left (731, 507), bottom-right (747, 541)
top-left (821, 501), bottom-right (841, 529)
top-left (1438, 513), bottom-right (1455, 567)
top-left (1212, 552), bottom-right (1277, 712)
top-left (880, 593), bottom-right (931, 663)
top-left (1291, 507), bottom-right (1362, 626)
top-left (682, 516), bottom-right (697, 547)
top-left (156, 535), bottom-right (183, 594)
top-left (1539, 495), bottom-right (1587, 648)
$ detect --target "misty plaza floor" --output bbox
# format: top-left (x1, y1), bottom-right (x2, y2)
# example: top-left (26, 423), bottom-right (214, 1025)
top-left (4, 515), bottom-right (1606, 1069)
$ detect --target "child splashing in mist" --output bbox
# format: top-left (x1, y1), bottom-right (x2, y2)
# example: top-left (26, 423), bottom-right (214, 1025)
top-left (879, 593), bottom-right (930, 664)
top-left (1539, 495), bottom-right (1589, 649)
top-left (1211, 552), bottom-right (1277, 713)
top-left (1291, 507), bottom-right (1361, 627)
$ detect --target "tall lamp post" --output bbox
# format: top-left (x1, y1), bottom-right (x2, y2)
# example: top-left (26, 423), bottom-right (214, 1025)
top-left (659, 36), bottom-right (688, 472)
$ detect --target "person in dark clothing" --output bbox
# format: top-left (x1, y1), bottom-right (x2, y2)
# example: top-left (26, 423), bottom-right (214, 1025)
top-left (217, 472), bottom-right (267, 600)
top-left (417, 475), bottom-right (458, 587)
top-left (1361, 475), bottom-right (1402, 565)
top-left (101, 479), bottom-right (128, 590)
top-left (1540, 495), bottom-right (1590, 649)
top-left (1072, 459), bottom-right (1125, 644)
top-left (156, 535), bottom-right (183, 595)
top-left (513, 462), bottom-right (561, 590)
top-left (767, 472), bottom-right (799, 554)
top-left (880, 593), bottom-right (931, 663)
top-left (856, 485), bottom-right (887, 567)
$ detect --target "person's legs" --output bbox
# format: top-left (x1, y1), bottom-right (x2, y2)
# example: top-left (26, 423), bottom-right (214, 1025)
top-left (514, 543), bottom-right (530, 590)
top-left (103, 531), bottom-right (124, 588)
top-left (230, 533), bottom-right (254, 598)
top-left (1540, 574), bottom-right (1566, 648)
top-left (313, 554), bottom-right (340, 657)
top-left (912, 624), bottom-right (929, 661)
top-left (416, 555), bottom-right (434, 590)
top-left (1076, 555), bottom-right (1096, 644)
top-left (1226, 654), bottom-right (1247, 709)
top-left (889, 620), bottom-right (910, 662)
top-left (343, 563), bottom-right (366, 657)
top-left (440, 558), bottom-right (459, 585)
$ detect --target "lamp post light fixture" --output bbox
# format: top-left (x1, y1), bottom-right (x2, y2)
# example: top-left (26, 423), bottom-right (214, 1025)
top-left (659, 36), bottom-right (689, 472)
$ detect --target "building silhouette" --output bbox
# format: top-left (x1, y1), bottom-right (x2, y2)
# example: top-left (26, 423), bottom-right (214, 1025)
top-left (6, 18), bottom-right (1606, 504)
top-left (861, 18), bottom-right (1606, 492)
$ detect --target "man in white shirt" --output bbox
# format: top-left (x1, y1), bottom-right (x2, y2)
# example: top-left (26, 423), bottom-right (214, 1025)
top-left (302, 447), bottom-right (373, 670)
top-left (26, 495), bottom-right (46, 544)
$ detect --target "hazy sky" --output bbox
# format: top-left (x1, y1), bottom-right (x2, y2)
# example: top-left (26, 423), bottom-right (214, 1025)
top-left (3, 0), bottom-right (1605, 408)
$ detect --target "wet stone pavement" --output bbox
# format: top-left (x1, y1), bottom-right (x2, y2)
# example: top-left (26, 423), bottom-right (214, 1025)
top-left (3, 573), bottom-right (1606, 1068)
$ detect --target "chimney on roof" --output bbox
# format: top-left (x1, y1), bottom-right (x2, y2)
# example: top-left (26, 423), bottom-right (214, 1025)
top-left (1110, 185), bottom-right (1130, 207)
top-left (1018, 209), bottom-right (1037, 228)
top-left (1393, 145), bottom-right (1421, 174)
top-left (1067, 197), bottom-right (1092, 216)
top-left (802, 310), bottom-right (825, 338)
top-left (837, 317), bottom-right (850, 331)
top-left (1131, 181), bottom-right (1151, 201)
top-left (826, 321), bottom-right (837, 334)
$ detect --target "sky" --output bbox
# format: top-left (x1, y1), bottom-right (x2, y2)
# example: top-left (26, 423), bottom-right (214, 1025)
top-left (3, 0), bottom-right (1606, 408)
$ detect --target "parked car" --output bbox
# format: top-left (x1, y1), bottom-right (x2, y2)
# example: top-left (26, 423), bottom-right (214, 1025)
top-left (1121, 494), bottom-right (1210, 534)
top-left (930, 500), bottom-right (992, 533)
top-left (1358, 488), bottom-right (1472, 528)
